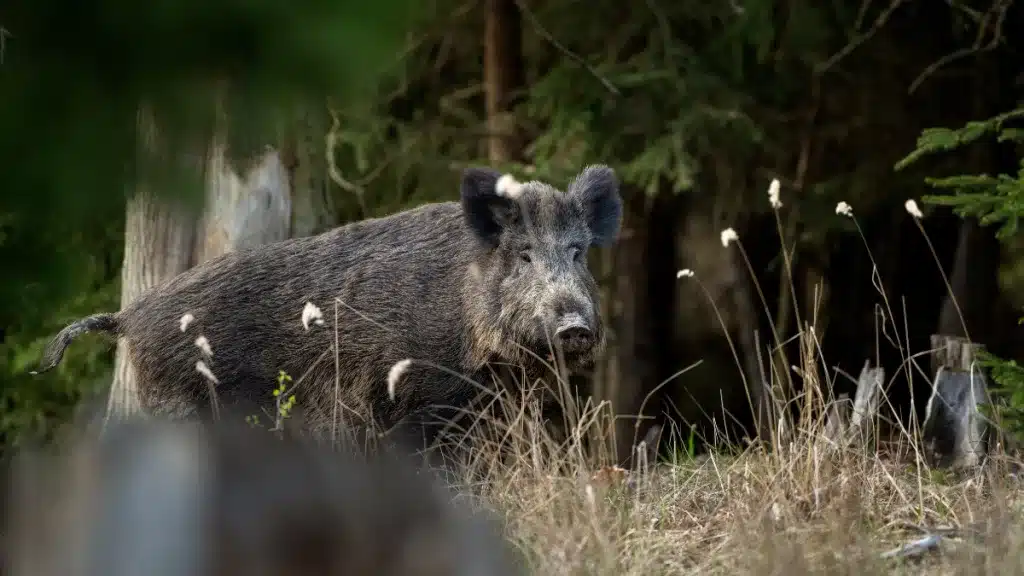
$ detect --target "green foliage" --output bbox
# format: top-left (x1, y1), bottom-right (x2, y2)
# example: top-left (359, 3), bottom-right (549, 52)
top-left (0, 0), bottom-right (416, 314)
top-left (895, 108), bottom-right (1024, 239)
top-left (0, 215), bottom-right (122, 455)
top-left (0, 284), bottom-right (121, 453)
top-left (272, 370), bottom-right (298, 426)
top-left (896, 106), bottom-right (1024, 444)
top-left (244, 370), bottom-right (298, 435)
top-left (978, 350), bottom-right (1024, 443)
top-left (330, 0), bottom-right (881, 216)
top-left (0, 0), bottom-right (416, 451)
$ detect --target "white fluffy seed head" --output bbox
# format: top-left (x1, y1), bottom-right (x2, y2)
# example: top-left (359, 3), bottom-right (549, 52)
top-left (495, 174), bottom-right (524, 198)
top-left (676, 269), bottom-right (694, 279)
top-left (768, 178), bottom-right (782, 209)
top-left (835, 201), bottom-right (853, 217)
top-left (720, 228), bottom-right (738, 248)
top-left (905, 199), bottom-right (923, 219)
top-left (195, 361), bottom-right (219, 385)
top-left (179, 313), bottom-right (195, 333)
top-left (194, 335), bottom-right (212, 358)
top-left (387, 359), bottom-right (413, 401)
top-left (301, 301), bottom-right (324, 331)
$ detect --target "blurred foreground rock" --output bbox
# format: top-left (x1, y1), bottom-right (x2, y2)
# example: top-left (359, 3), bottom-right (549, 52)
top-left (2, 415), bottom-right (520, 576)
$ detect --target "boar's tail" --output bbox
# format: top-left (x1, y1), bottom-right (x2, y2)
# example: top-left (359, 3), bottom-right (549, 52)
top-left (31, 313), bottom-right (120, 375)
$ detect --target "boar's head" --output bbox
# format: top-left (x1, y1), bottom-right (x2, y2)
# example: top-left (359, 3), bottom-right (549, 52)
top-left (461, 165), bottom-right (623, 373)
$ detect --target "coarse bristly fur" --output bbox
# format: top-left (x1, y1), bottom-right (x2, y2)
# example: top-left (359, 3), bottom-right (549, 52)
top-left (31, 165), bottom-right (623, 452)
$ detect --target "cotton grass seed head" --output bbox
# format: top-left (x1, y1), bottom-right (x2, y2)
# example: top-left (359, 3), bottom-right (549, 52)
top-left (835, 201), bottom-right (853, 217)
top-left (676, 269), bottom-right (694, 279)
top-left (194, 335), bottom-right (212, 357)
top-left (195, 361), bottom-right (219, 385)
top-left (905, 199), bottom-right (923, 219)
top-left (768, 178), bottom-right (782, 209)
top-left (496, 174), bottom-right (524, 198)
top-left (301, 301), bottom-right (324, 331)
top-left (387, 359), bottom-right (413, 401)
top-left (720, 228), bottom-right (738, 248)
top-left (179, 313), bottom-right (195, 333)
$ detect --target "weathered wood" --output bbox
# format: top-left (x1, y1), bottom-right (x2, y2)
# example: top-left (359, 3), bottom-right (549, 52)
top-left (822, 392), bottom-right (851, 446)
top-left (922, 334), bottom-right (990, 468)
top-left (635, 423), bottom-right (662, 471)
top-left (822, 361), bottom-right (884, 449)
top-left (108, 105), bottom-right (199, 420)
top-left (198, 144), bottom-right (292, 264)
top-left (108, 192), bottom-right (198, 420)
top-left (929, 334), bottom-right (983, 376)
top-left (109, 121), bottom-right (294, 422)
top-left (849, 361), bottom-right (884, 437)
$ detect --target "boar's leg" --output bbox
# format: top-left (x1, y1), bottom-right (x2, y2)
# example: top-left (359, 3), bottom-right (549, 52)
top-left (386, 399), bottom-right (488, 483)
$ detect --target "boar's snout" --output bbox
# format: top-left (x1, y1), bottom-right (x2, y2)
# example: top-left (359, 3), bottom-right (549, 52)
top-left (553, 312), bottom-right (595, 355)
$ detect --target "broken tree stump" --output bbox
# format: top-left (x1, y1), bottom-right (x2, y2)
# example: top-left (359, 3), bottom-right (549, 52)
top-left (922, 334), bottom-right (990, 469)
top-left (822, 393), bottom-right (851, 446)
top-left (849, 361), bottom-right (884, 443)
top-left (823, 361), bottom-right (884, 449)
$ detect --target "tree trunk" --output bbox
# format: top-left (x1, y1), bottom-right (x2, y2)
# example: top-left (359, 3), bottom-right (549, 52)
top-left (107, 191), bottom-right (197, 420)
top-left (284, 106), bottom-right (336, 238)
top-left (937, 218), bottom-right (998, 340)
top-left (936, 57), bottom-right (1001, 341)
top-left (484, 0), bottom-right (524, 164)
top-left (106, 106), bottom-right (199, 421)
top-left (107, 112), bottom-right (295, 421)
top-left (597, 194), bottom-right (655, 466)
top-left (198, 141), bottom-right (292, 264)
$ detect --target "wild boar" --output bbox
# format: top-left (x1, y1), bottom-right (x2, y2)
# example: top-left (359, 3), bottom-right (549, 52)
top-left (32, 165), bottom-right (623, 453)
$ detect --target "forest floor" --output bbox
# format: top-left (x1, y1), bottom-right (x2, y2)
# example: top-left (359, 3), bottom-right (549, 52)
top-left (459, 420), bottom-right (1024, 575)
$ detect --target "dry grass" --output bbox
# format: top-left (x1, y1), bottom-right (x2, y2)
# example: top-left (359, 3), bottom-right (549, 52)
top-left (427, 186), bottom-right (1024, 575)
top-left (437, 382), bottom-right (1024, 576)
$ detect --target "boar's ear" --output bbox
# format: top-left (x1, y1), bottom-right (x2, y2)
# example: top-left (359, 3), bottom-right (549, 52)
top-left (461, 167), bottom-right (518, 247)
top-left (568, 164), bottom-right (622, 247)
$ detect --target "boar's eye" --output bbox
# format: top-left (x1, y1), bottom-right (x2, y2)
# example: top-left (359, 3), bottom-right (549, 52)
top-left (519, 249), bottom-right (532, 263)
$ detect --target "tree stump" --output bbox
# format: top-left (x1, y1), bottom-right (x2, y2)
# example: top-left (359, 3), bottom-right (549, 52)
top-left (823, 361), bottom-right (884, 449)
top-left (922, 334), bottom-right (989, 469)
top-left (849, 361), bottom-right (884, 440)
top-left (822, 393), bottom-right (851, 446)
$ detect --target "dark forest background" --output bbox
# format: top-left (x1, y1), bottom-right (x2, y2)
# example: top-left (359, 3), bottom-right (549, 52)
top-left (1, 0), bottom-right (1022, 459)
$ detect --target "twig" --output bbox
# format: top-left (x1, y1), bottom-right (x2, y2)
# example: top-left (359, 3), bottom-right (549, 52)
top-left (332, 300), bottom-right (341, 448)
top-left (324, 101), bottom-right (368, 217)
top-left (512, 0), bottom-right (620, 96)
top-left (815, 0), bottom-right (906, 75)
top-left (645, 0), bottom-right (680, 72)
top-left (854, 0), bottom-right (874, 31)
top-left (880, 534), bottom-right (942, 560)
top-left (908, 0), bottom-right (1010, 94)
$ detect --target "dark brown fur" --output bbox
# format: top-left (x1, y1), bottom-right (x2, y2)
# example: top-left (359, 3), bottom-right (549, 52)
top-left (33, 165), bottom-right (623, 450)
